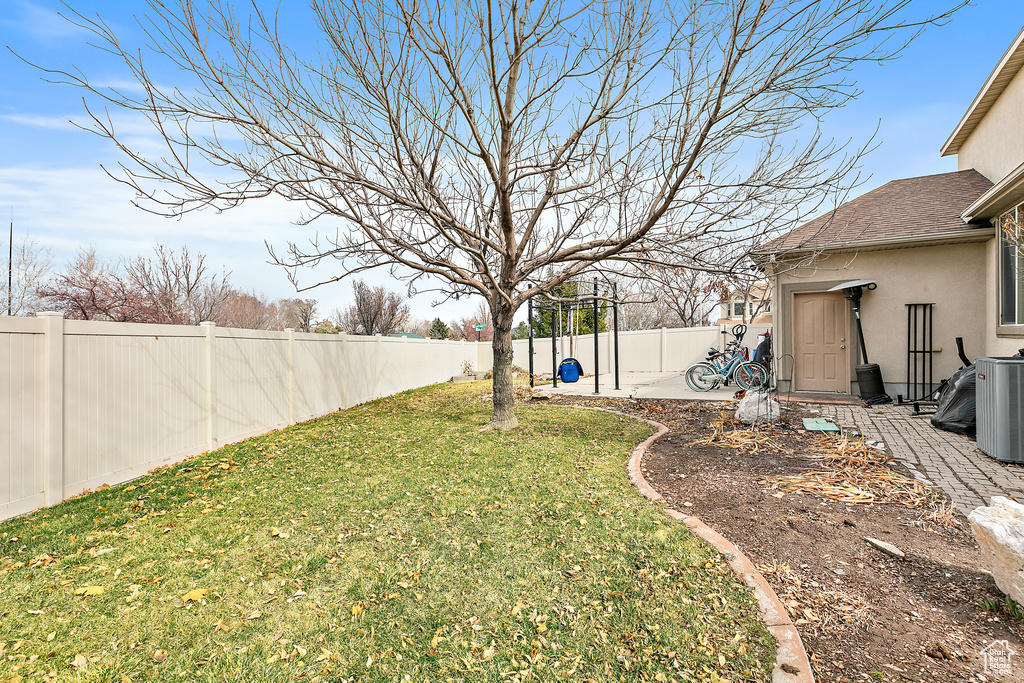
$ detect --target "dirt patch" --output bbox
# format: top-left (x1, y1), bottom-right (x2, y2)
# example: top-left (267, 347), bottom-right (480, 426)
top-left (543, 394), bottom-right (1024, 683)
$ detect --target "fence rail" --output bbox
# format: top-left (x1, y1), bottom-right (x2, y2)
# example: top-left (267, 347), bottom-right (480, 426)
top-left (1, 316), bottom-right (768, 521)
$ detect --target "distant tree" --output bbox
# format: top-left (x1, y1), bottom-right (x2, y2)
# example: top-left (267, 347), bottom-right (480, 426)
top-left (124, 244), bottom-right (231, 325)
top-left (451, 301), bottom-right (493, 342)
top-left (511, 322), bottom-right (530, 340)
top-left (313, 318), bottom-right (341, 334)
top-left (336, 280), bottom-right (409, 335)
top-left (529, 282), bottom-right (607, 338)
top-left (0, 232), bottom-right (52, 316)
top-left (39, 247), bottom-right (154, 321)
top-left (212, 289), bottom-right (275, 329)
top-left (429, 318), bottom-right (450, 340)
top-left (633, 267), bottom-right (723, 328)
top-left (401, 317), bottom-right (433, 338)
top-left (275, 298), bottom-right (318, 332)
top-left (615, 300), bottom-right (665, 332)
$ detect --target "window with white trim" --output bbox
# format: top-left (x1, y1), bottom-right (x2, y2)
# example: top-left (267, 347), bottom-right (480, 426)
top-left (1000, 204), bottom-right (1024, 325)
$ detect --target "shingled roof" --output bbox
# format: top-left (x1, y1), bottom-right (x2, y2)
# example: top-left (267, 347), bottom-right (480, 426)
top-left (760, 169), bottom-right (993, 253)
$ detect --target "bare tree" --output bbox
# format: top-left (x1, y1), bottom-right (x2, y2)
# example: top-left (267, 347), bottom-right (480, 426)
top-left (275, 298), bottom-right (319, 332)
top-left (451, 301), bottom-right (493, 341)
top-left (50, 0), bottom-right (962, 428)
top-left (336, 280), bottom-right (409, 335)
top-left (1, 232), bottom-right (52, 316)
top-left (39, 247), bottom-right (155, 321)
top-left (213, 289), bottom-right (276, 329)
top-left (636, 267), bottom-right (725, 328)
top-left (124, 244), bottom-right (231, 325)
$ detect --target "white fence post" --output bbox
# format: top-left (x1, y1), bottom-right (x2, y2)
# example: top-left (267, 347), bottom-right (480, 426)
top-left (286, 328), bottom-right (296, 425)
top-left (375, 334), bottom-right (382, 398)
top-left (338, 332), bottom-right (347, 410)
top-left (660, 326), bottom-right (668, 372)
top-left (200, 321), bottom-right (218, 451)
top-left (38, 312), bottom-right (65, 506)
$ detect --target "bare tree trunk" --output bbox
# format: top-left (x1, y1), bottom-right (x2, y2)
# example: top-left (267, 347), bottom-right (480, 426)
top-left (488, 302), bottom-right (518, 431)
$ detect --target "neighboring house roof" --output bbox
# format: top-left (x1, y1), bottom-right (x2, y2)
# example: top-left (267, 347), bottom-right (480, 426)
top-left (723, 281), bottom-right (771, 300)
top-left (942, 25), bottom-right (1024, 157)
top-left (758, 170), bottom-right (993, 253)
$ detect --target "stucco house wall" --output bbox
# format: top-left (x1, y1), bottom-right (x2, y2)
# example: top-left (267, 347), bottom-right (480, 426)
top-left (773, 242), bottom-right (988, 397)
top-left (957, 62), bottom-right (1024, 182)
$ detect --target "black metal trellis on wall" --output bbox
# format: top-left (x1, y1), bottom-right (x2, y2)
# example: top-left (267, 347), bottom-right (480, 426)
top-left (905, 303), bottom-right (935, 402)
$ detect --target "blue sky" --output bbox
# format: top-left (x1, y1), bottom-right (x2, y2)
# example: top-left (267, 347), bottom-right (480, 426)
top-left (1, 0), bottom-right (1023, 323)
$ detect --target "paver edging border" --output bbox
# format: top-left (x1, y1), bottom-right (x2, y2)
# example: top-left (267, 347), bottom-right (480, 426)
top-left (615, 410), bottom-right (815, 683)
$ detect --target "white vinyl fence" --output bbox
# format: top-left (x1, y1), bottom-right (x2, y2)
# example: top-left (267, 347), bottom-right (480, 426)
top-left (0, 314), bottom-right (484, 522)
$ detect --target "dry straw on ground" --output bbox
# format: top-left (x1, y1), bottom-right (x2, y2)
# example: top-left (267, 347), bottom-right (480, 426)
top-left (764, 436), bottom-right (936, 508)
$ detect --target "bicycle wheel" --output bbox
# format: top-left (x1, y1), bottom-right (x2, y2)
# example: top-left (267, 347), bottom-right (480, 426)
top-left (685, 362), bottom-right (719, 392)
top-left (734, 361), bottom-right (768, 391)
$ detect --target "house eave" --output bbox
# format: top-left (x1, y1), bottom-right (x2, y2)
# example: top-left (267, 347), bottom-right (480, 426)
top-left (941, 26), bottom-right (1024, 157)
top-left (752, 227), bottom-right (993, 260)
top-left (962, 158), bottom-right (1024, 221)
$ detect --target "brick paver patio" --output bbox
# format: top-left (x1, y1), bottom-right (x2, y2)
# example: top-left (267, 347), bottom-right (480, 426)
top-left (809, 403), bottom-right (1024, 516)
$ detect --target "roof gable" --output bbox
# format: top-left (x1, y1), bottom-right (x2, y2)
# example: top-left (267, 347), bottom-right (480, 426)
top-left (759, 170), bottom-right (993, 253)
top-left (942, 26), bottom-right (1024, 157)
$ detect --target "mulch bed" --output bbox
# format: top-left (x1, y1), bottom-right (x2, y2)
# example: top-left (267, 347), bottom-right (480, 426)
top-left (541, 394), bottom-right (1024, 683)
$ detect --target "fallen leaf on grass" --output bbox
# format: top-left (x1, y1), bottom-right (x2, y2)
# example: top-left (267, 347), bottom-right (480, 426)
top-left (246, 610), bottom-right (262, 620)
top-left (181, 588), bottom-right (209, 603)
top-left (351, 603), bottom-right (363, 617)
top-left (74, 586), bottom-right (105, 597)
top-left (213, 619), bottom-right (229, 632)
top-left (46, 631), bottom-right (55, 641)
top-left (153, 649), bottom-right (168, 663)
top-left (71, 654), bottom-right (88, 669)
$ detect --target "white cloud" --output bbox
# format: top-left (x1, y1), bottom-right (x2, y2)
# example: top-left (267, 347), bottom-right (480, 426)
top-left (0, 165), bottom-right (484, 323)
top-left (0, 114), bottom-right (75, 130)
top-left (2, 0), bottom-right (90, 46)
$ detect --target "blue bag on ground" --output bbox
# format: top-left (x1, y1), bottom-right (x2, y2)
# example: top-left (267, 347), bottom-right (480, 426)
top-left (558, 358), bottom-right (583, 383)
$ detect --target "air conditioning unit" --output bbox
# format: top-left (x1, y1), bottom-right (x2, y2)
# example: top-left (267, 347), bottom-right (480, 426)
top-left (976, 357), bottom-right (1024, 463)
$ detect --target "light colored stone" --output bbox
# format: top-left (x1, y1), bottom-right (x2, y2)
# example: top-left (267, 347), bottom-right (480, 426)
top-left (969, 496), bottom-right (1024, 605)
top-left (864, 537), bottom-right (905, 558)
top-left (735, 391), bottom-right (781, 425)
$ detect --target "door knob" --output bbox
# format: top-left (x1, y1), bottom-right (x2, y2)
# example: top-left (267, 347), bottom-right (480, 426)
top-left (840, 338), bottom-right (845, 342)
top-left (840, 345), bottom-right (846, 349)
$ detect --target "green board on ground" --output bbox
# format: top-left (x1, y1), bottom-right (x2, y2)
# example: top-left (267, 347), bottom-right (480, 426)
top-left (802, 417), bottom-right (841, 432)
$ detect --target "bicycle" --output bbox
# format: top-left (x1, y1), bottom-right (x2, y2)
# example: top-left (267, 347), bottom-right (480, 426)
top-left (684, 324), bottom-right (769, 392)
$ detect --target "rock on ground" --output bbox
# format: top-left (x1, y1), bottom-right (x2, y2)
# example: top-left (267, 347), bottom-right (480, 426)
top-left (735, 391), bottom-right (781, 425)
top-left (969, 496), bottom-right (1024, 605)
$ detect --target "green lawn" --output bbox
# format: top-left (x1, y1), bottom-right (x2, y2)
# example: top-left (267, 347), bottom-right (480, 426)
top-left (0, 383), bottom-right (773, 682)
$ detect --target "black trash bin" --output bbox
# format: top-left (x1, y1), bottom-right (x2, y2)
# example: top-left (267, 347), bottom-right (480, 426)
top-left (856, 363), bottom-right (886, 400)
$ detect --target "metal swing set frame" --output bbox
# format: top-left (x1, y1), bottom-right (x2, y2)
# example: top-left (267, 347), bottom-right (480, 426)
top-left (526, 277), bottom-right (622, 395)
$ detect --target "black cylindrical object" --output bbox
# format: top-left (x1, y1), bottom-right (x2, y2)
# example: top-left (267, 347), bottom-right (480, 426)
top-left (528, 299), bottom-right (534, 387)
top-left (856, 363), bottom-right (886, 399)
